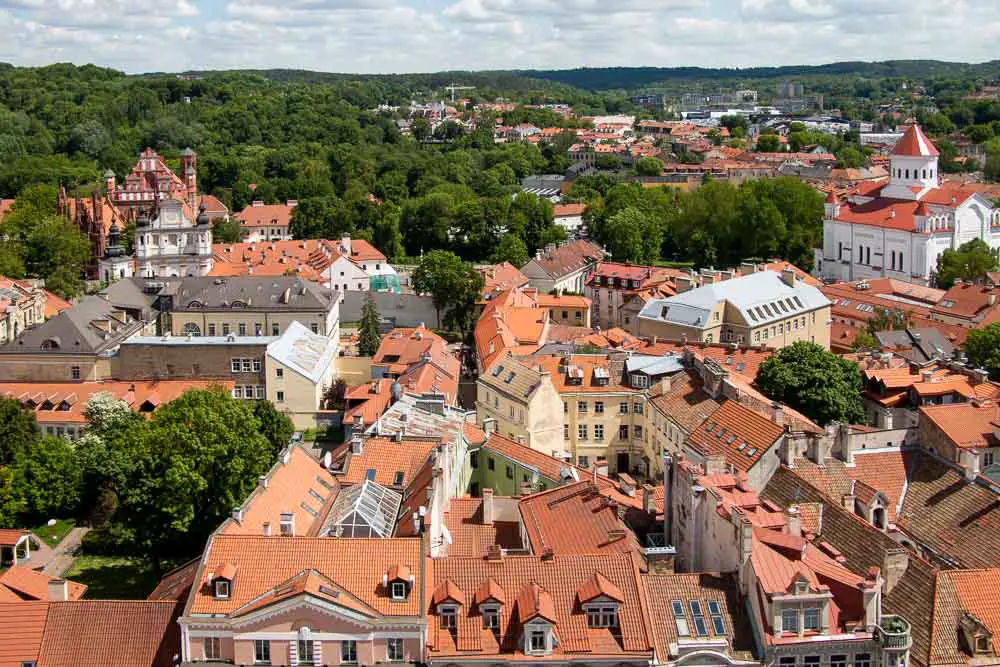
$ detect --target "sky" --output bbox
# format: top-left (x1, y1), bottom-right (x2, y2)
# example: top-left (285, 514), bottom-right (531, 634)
top-left (0, 0), bottom-right (998, 75)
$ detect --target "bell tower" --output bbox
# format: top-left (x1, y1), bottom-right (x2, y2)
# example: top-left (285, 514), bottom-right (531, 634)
top-left (881, 124), bottom-right (940, 200)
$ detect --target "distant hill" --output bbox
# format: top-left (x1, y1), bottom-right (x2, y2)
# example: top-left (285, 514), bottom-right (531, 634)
top-left (517, 60), bottom-right (1000, 91)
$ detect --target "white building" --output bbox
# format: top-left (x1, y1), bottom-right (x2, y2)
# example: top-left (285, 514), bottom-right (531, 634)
top-left (816, 125), bottom-right (1000, 287)
top-left (134, 198), bottom-right (214, 278)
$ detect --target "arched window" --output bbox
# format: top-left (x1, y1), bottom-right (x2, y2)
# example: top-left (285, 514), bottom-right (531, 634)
top-left (182, 323), bottom-right (201, 337)
top-left (873, 506), bottom-right (887, 530)
top-left (905, 169), bottom-right (910, 179)
top-left (866, 247), bottom-right (871, 265)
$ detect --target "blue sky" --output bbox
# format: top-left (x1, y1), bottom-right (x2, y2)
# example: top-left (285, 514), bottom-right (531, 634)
top-left (0, 0), bottom-right (997, 74)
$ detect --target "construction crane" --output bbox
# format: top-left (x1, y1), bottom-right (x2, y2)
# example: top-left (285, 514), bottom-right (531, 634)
top-left (445, 83), bottom-right (475, 103)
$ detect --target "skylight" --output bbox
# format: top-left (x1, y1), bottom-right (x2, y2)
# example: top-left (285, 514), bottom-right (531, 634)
top-left (504, 371), bottom-right (515, 384)
top-left (793, 296), bottom-right (804, 308)
top-left (690, 600), bottom-right (708, 637)
top-left (705, 421), bottom-right (716, 432)
top-left (745, 447), bottom-right (757, 457)
top-left (492, 365), bottom-right (504, 377)
top-left (671, 600), bottom-right (689, 637)
top-left (366, 469), bottom-right (377, 481)
top-left (708, 600), bottom-right (726, 635)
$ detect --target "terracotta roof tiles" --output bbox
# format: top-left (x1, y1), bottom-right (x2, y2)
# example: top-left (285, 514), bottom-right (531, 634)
top-left (442, 497), bottom-right (522, 557)
top-left (0, 567), bottom-right (86, 602)
top-left (518, 481), bottom-right (640, 555)
top-left (0, 601), bottom-right (48, 667)
top-left (335, 436), bottom-right (439, 488)
top-left (688, 401), bottom-right (785, 473)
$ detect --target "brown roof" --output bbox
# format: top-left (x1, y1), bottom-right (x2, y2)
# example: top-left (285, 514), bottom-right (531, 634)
top-left (919, 402), bottom-right (1000, 451)
top-left (0, 601), bottom-right (48, 666)
top-left (0, 567), bottom-right (86, 601)
top-left (234, 202), bottom-right (294, 229)
top-left (649, 370), bottom-right (722, 434)
top-left (147, 558), bottom-right (200, 603)
top-left (688, 400), bottom-right (784, 473)
top-left (932, 568), bottom-right (1000, 662)
top-left (442, 497), bottom-right (522, 557)
top-left (638, 340), bottom-right (774, 381)
top-left (931, 283), bottom-right (999, 320)
top-left (519, 481), bottom-right (641, 555)
top-left (0, 528), bottom-right (29, 546)
top-left (642, 572), bottom-right (753, 662)
top-left (189, 534), bottom-right (423, 617)
top-left (524, 239), bottom-right (604, 280)
top-left (372, 325), bottom-right (450, 369)
top-left (789, 450), bottom-right (911, 523)
top-left (479, 262), bottom-right (530, 299)
top-left (426, 552), bottom-right (653, 661)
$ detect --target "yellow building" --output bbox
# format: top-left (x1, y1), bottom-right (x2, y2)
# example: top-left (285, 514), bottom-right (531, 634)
top-left (476, 355), bottom-right (563, 459)
top-left (0, 278), bottom-right (46, 344)
top-left (264, 321), bottom-right (339, 429)
top-left (637, 269), bottom-right (831, 350)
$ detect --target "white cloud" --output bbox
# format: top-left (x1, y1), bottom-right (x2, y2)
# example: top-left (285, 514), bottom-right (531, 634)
top-left (0, 0), bottom-right (995, 74)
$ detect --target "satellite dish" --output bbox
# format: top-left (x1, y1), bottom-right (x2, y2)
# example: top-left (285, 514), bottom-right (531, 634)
top-left (322, 451), bottom-right (332, 469)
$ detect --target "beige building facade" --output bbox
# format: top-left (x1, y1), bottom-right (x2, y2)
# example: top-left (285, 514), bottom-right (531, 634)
top-left (476, 356), bottom-right (563, 459)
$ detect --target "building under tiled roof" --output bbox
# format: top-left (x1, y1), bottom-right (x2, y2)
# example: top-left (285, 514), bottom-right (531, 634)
top-left (442, 496), bottom-right (522, 557)
top-left (518, 481), bottom-right (641, 555)
top-left (0, 567), bottom-right (86, 601)
top-left (649, 370), bottom-right (722, 434)
top-left (333, 435), bottom-right (440, 489)
top-left (688, 400), bottom-right (785, 474)
top-left (931, 567), bottom-right (1000, 663)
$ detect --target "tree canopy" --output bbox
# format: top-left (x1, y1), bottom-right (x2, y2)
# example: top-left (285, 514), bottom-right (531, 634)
top-left (412, 250), bottom-right (484, 330)
top-left (755, 342), bottom-right (865, 426)
top-left (358, 292), bottom-right (382, 356)
top-left (935, 239), bottom-right (1000, 289)
top-left (965, 323), bottom-right (1000, 382)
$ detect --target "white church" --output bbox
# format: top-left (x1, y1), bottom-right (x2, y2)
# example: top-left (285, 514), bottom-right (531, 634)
top-left (815, 124), bottom-right (1000, 286)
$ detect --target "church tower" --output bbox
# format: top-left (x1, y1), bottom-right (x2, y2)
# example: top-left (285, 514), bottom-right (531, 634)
top-left (98, 222), bottom-right (133, 283)
top-left (881, 124), bottom-right (940, 200)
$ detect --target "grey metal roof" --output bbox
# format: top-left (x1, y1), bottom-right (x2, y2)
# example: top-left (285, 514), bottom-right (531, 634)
top-left (0, 295), bottom-right (145, 355)
top-left (625, 354), bottom-right (685, 377)
top-left (170, 276), bottom-right (334, 311)
top-left (638, 271), bottom-right (829, 330)
top-left (874, 328), bottom-right (954, 364)
top-left (366, 393), bottom-right (468, 441)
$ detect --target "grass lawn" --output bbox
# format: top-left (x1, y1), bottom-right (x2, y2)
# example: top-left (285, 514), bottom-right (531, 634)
top-left (64, 555), bottom-right (160, 599)
top-left (29, 518), bottom-right (76, 548)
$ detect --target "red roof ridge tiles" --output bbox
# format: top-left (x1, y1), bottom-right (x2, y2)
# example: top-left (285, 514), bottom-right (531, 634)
top-left (891, 124), bottom-right (940, 158)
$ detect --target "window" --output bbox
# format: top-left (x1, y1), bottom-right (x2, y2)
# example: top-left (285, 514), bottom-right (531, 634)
top-left (564, 424), bottom-right (569, 440)
top-left (803, 607), bottom-right (820, 630)
top-left (619, 425), bottom-right (629, 440)
top-left (441, 605), bottom-right (457, 628)
top-left (387, 638), bottom-right (404, 661)
top-left (690, 600), bottom-right (708, 636)
top-left (578, 400), bottom-right (588, 413)
top-left (280, 512), bottom-right (294, 536)
top-left (804, 657), bottom-right (819, 667)
top-left (208, 323), bottom-right (216, 336)
top-left (633, 425), bottom-right (643, 440)
top-left (578, 424), bottom-right (588, 440)
top-left (708, 600), bottom-right (726, 635)
top-left (779, 658), bottom-right (796, 667)
top-left (231, 359), bottom-right (241, 373)
top-left (253, 359), bottom-right (262, 372)
top-left (254, 639), bottom-right (271, 664)
top-left (298, 639), bottom-right (315, 665)
top-left (594, 424), bottom-right (604, 441)
top-left (855, 654), bottom-right (871, 667)
top-left (204, 637), bottom-right (222, 660)
top-left (242, 359), bottom-right (253, 372)
top-left (633, 401), bottom-right (643, 414)
top-left (831, 655), bottom-right (846, 667)
top-left (985, 451), bottom-right (995, 467)
top-left (782, 608), bottom-right (799, 633)
top-left (256, 386), bottom-right (266, 400)
top-left (311, 323), bottom-right (319, 334)
top-left (594, 401), bottom-right (604, 414)
top-left (391, 581), bottom-right (407, 600)
top-left (341, 641), bottom-right (357, 664)
top-left (671, 600), bottom-right (690, 636)
top-left (578, 455), bottom-right (590, 468)
top-left (276, 391), bottom-right (285, 402)
top-left (631, 373), bottom-right (649, 388)
top-left (483, 607), bottom-right (499, 629)
top-left (587, 604), bottom-right (618, 628)
top-left (238, 322), bottom-right (247, 336)
top-left (214, 579), bottom-right (230, 599)
top-left (529, 630), bottom-right (547, 652)
top-left (506, 465), bottom-right (514, 480)
top-left (488, 458), bottom-right (495, 471)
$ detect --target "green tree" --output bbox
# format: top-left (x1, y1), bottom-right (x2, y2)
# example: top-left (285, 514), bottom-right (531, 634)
top-left (358, 292), bottom-right (382, 357)
top-left (0, 467), bottom-right (24, 526)
top-left (491, 234), bottom-right (529, 268)
top-left (410, 117), bottom-right (431, 142)
top-left (10, 436), bottom-right (82, 522)
top-left (252, 400), bottom-right (295, 457)
top-left (756, 134), bottom-right (781, 152)
top-left (866, 307), bottom-right (912, 335)
top-left (117, 388), bottom-right (275, 571)
top-left (212, 217), bottom-right (243, 244)
top-left (965, 323), bottom-right (1000, 381)
top-left (412, 250), bottom-right (482, 330)
top-left (634, 156), bottom-right (664, 177)
top-left (0, 397), bottom-right (40, 466)
top-left (852, 330), bottom-right (880, 351)
top-left (935, 239), bottom-right (1000, 288)
top-left (755, 342), bottom-right (865, 426)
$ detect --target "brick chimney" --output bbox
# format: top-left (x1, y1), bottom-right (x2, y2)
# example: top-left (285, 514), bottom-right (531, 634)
top-left (781, 267), bottom-right (796, 288)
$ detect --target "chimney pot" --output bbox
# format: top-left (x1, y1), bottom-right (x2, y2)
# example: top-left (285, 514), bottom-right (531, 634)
top-left (482, 488), bottom-right (495, 525)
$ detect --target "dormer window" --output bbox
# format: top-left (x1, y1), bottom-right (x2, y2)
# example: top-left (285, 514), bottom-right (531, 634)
top-left (782, 608), bottom-right (799, 633)
top-left (391, 581), bottom-right (407, 600)
top-left (804, 607), bottom-right (821, 631)
top-left (586, 603), bottom-right (619, 628)
top-left (280, 512), bottom-right (295, 536)
top-left (439, 604), bottom-right (458, 629)
top-left (528, 628), bottom-right (548, 654)
top-left (214, 579), bottom-right (230, 599)
top-left (483, 605), bottom-right (500, 629)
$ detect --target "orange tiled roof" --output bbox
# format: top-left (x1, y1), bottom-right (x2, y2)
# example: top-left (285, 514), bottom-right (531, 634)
top-left (0, 528), bottom-right (30, 546)
top-left (0, 567), bottom-right (86, 601)
top-left (0, 601), bottom-right (48, 666)
top-left (442, 497), bottom-right (522, 557)
top-left (649, 371), bottom-right (722, 434)
top-left (789, 450), bottom-right (911, 523)
top-left (920, 401), bottom-right (1000, 450)
top-left (891, 124), bottom-right (939, 157)
top-left (688, 401), bottom-right (785, 473)
top-left (426, 552), bottom-right (653, 660)
top-left (479, 262), bottom-right (530, 299)
top-left (934, 568), bottom-right (1000, 658)
top-left (525, 239), bottom-right (604, 280)
top-left (637, 341), bottom-right (774, 381)
top-left (211, 237), bottom-right (386, 281)
top-left (532, 353), bottom-right (638, 395)
top-left (148, 558), bottom-right (200, 602)
top-left (217, 443), bottom-right (338, 537)
top-left (574, 327), bottom-right (643, 351)
top-left (190, 534), bottom-right (423, 617)
top-left (553, 203), bottom-right (586, 217)
top-left (0, 380), bottom-right (235, 424)
top-left (372, 325), bottom-right (448, 368)
top-left (234, 202), bottom-right (294, 229)
top-left (519, 481), bottom-right (640, 555)
top-left (932, 283), bottom-right (999, 320)
top-left (343, 379), bottom-right (395, 426)
top-left (335, 436), bottom-right (439, 488)
top-left (36, 600), bottom-right (179, 667)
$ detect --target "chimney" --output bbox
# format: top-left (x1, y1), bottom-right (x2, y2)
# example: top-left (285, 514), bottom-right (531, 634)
top-left (920, 369), bottom-right (933, 384)
top-left (618, 473), bottom-right (636, 497)
top-left (771, 401), bottom-right (784, 425)
top-left (862, 567), bottom-right (881, 630)
top-left (882, 549), bottom-right (909, 595)
top-left (340, 233), bottom-right (352, 255)
top-left (781, 267), bottom-right (796, 288)
top-left (541, 546), bottom-right (555, 560)
top-left (350, 433), bottom-right (364, 455)
top-left (786, 505), bottom-right (802, 537)
top-left (675, 276), bottom-right (693, 293)
top-left (258, 475), bottom-right (268, 489)
top-left (740, 261), bottom-right (756, 275)
top-left (642, 484), bottom-right (656, 514)
top-left (842, 492), bottom-right (856, 512)
top-left (485, 544), bottom-right (503, 561)
top-left (47, 579), bottom-right (68, 602)
top-left (231, 507), bottom-right (243, 523)
top-left (482, 488), bottom-right (495, 525)
top-left (482, 417), bottom-right (496, 433)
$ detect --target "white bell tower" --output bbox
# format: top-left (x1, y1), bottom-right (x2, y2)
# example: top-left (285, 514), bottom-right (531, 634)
top-left (881, 124), bottom-right (940, 200)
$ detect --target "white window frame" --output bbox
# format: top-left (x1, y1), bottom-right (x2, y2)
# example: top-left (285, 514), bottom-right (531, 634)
top-left (253, 639), bottom-right (271, 665)
top-left (341, 640), bottom-right (357, 664)
top-left (391, 581), bottom-right (407, 600)
top-left (782, 608), bottom-right (799, 633)
top-left (387, 637), bottom-right (404, 662)
top-left (214, 579), bottom-right (230, 599)
top-left (204, 636), bottom-right (222, 660)
top-left (439, 604), bottom-right (458, 629)
top-left (483, 606), bottom-right (500, 629)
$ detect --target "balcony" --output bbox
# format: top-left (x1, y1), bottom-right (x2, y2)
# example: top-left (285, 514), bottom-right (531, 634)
top-left (876, 615), bottom-right (911, 651)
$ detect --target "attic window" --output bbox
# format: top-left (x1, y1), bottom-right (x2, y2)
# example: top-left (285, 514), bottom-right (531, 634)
top-left (505, 372), bottom-right (515, 384)
top-left (366, 469), bottom-right (377, 481)
top-left (279, 512), bottom-right (295, 536)
top-left (393, 471), bottom-right (405, 486)
top-left (214, 579), bottom-right (230, 599)
top-left (483, 606), bottom-right (500, 629)
top-left (586, 603), bottom-right (619, 628)
top-left (940, 300), bottom-right (955, 308)
top-left (492, 365), bottom-right (504, 377)
top-left (671, 600), bottom-right (690, 636)
top-left (631, 373), bottom-right (649, 388)
top-left (708, 600), bottom-right (726, 634)
top-left (690, 600), bottom-right (709, 636)
top-left (391, 581), bottom-right (408, 600)
top-left (745, 447), bottom-right (757, 457)
top-left (704, 421), bottom-right (716, 433)
top-left (439, 604), bottom-right (458, 629)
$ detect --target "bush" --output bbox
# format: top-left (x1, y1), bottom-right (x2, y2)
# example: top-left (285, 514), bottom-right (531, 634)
top-left (81, 523), bottom-right (134, 557)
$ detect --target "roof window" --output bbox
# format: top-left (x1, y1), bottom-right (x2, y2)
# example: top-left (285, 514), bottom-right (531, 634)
top-left (690, 600), bottom-right (709, 637)
top-left (708, 600), bottom-right (726, 634)
top-left (672, 599), bottom-right (690, 636)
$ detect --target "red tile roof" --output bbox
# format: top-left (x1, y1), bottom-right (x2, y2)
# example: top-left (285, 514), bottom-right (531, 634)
top-left (637, 341), bottom-right (774, 381)
top-left (688, 401), bottom-right (785, 472)
top-left (931, 283), bottom-right (999, 320)
top-left (334, 435), bottom-right (439, 488)
top-left (0, 567), bottom-right (86, 601)
top-left (0, 601), bottom-right (48, 667)
top-left (372, 325), bottom-right (448, 368)
top-left (525, 239), bottom-right (604, 280)
top-left (0, 528), bottom-right (29, 547)
top-left (553, 203), bottom-right (586, 217)
top-left (789, 451), bottom-right (911, 523)
top-left (37, 600), bottom-right (180, 667)
top-left (479, 262), bottom-right (530, 299)
top-left (426, 552), bottom-right (653, 661)
top-left (234, 201), bottom-right (294, 229)
top-left (519, 481), bottom-right (641, 555)
top-left (0, 380), bottom-right (234, 424)
top-left (920, 401), bottom-right (1000, 450)
top-left (649, 371), bottom-right (722, 434)
top-left (211, 237), bottom-right (386, 281)
top-left (891, 124), bottom-right (939, 157)
top-left (935, 568), bottom-right (1000, 658)
top-left (343, 379), bottom-right (395, 426)
top-left (442, 497), bottom-right (522, 557)
top-left (190, 534), bottom-right (423, 617)
top-left (148, 558), bottom-right (200, 603)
